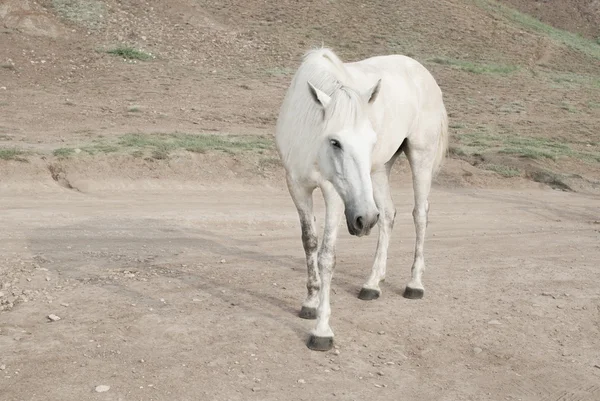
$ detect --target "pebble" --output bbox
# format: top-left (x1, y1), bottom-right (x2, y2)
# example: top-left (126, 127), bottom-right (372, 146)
top-left (487, 319), bottom-right (501, 325)
top-left (473, 347), bottom-right (483, 354)
top-left (594, 364), bottom-right (600, 369)
top-left (95, 385), bottom-right (110, 393)
top-left (377, 371), bottom-right (384, 376)
top-left (47, 314), bottom-right (61, 322)
top-left (377, 331), bottom-right (385, 335)
top-left (333, 349), bottom-right (340, 355)
top-left (297, 379), bottom-right (306, 384)
top-left (0, 365), bottom-right (5, 370)
top-left (60, 303), bottom-right (69, 307)
top-left (220, 259), bottom-right (226, 264)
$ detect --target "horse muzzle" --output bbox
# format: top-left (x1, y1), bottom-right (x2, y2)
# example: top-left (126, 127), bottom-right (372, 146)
top-left (345, 210), bottom-right (379, 237)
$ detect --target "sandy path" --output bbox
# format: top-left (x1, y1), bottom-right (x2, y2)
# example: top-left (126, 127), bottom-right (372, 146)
top-left (1, 182), bottom-right (599, 401)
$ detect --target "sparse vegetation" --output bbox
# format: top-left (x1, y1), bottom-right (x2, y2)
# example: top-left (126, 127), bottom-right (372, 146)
top-left (127, 105), bottom-right (143, 112)
top-left (80, 142), bottom-right (119, 155)
top-left (474, 0), bottom-right (600, 61)
top-left (0, 148), bottom-right (27, 161)
top-left (52, 0), bottom-right (106, 30)
top-left (455, 130), bottom-right (600, 163)
top-left (482, 164), bottom-right (520, 178)
top-left (117, 133), bottom-right (272, 157)
top-left (529, 170), bottom-right (571, 191)
top-left (107, 47), bottom-right (154, 61)
top-left (47, 133), bottom-right (274, 161)
top-left (560, 102), bottom-right (578, 113)
top-left (53, 148), bottom-right (76, 158)
top-left (430, 57), bottom-right (518, 75)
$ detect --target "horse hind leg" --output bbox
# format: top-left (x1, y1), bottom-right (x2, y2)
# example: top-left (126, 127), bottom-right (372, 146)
top-left (286, 175), bottom-right (320, 319)
top-left (403, 135), bottom-right (438, 300)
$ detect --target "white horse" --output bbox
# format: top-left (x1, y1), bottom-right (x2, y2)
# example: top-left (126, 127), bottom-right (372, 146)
top-left (275, 48), bottom-right (448, 351)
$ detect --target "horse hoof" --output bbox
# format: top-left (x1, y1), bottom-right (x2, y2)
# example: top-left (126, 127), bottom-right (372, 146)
top-left (358, 288), bottom-right (380, 301)
top-left (307, 335), bottom-right (334, 351)
top-left (403, 286), bottom-right (424, 299)
top-left (299, 306), bottom-right (317, 320)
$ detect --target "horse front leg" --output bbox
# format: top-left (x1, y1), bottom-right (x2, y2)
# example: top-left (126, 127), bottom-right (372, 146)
top-left (286, 176), bottom-right (320, 319)
top-left (307, 181), bottom-right (344, 351)
top-left (359, 167), bottom-right (395, 300)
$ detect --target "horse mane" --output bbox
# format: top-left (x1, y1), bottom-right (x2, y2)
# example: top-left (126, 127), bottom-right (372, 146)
top-left (300, 48), bottom-right (364, 129)
top-left (275, 48), bottom-right (365, 170)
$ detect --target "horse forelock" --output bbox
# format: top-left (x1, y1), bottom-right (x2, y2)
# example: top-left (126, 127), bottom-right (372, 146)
top-left (324, 86), bottom-right (366, 132)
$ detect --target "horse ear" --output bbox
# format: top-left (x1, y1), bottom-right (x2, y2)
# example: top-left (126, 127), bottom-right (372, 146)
top-left (366, 79), bottom-right (381, 104)
top-left (308, 81), bottom-right (331, 108)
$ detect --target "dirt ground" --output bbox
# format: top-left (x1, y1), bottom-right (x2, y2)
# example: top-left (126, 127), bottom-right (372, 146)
top-left (1, 0), bottom-right (600, 400)
top-left (1, 178), bottom-right (599, 401)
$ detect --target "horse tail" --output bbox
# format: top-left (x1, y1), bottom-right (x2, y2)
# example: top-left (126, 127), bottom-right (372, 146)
top-left (432, 103), bottom-right (449, 177)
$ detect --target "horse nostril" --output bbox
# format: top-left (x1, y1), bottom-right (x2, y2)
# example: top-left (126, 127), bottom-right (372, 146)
top-left (355, 216), bottom-right (364, 230)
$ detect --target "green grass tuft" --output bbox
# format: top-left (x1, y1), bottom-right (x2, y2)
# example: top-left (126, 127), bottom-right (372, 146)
top-left (107, 47), bottom-right (154, 61)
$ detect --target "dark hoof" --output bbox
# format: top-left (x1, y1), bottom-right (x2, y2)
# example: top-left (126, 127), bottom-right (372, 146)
top-left (358, 288), bottom-right (380, 301)
top-left (299, 306), bottom-right (317, 320)
top-left (307, 335), bottom-right (334, 351)
top-left (403, 286), bottom-right (424, 299)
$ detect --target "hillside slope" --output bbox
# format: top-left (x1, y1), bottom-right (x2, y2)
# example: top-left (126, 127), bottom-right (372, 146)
top-left (1, 0), bottom-right (599, 191)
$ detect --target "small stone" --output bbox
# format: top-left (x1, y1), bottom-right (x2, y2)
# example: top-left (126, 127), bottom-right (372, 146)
top-left (47, 314), bottom-right (61, 322)
top-left (385, 361), bottom-right (395, 365)
top-left (473, 347), bottom-right (483, 354)
top-left (594, 364), bottom-right (600, 369)
top-left (192, 298), bottom-right (201, 302)
top-left (0, 365), bottom-right (5, 370)
top-left (46, 277), bottom-right (51, 281)
top-left (260, 233), bottom-right (266, 236)
top-left (220, 259), bottom-right (226, 264)
top-left (374, 384), bottom-right (383, 388)
top-left (251, 387), bottom-right (260, 392)
top-left (60, 303), bottom-right (69, 307)
top-left (297, 379), bottom-right (306, 384)
top-left (95, 385), bottom-right (110, 393)
top-left (377, 371), bottom-right (384, 376)
top-left (377, 331), bottom-right (385, 335)
top-left (333, 349), bottom-right (340, 355)
top-left (487, 319), bottom-right (501, 325)
top-left (557, 305), bottom-right (564, 309)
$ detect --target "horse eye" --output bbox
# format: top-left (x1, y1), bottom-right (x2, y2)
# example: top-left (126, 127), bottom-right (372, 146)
top-left (330, 139), bottom-right (342, 149)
